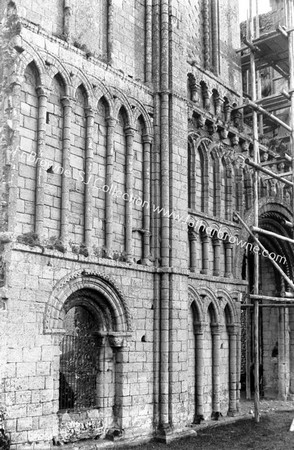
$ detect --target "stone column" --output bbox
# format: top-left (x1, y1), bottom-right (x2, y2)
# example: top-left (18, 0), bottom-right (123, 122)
top-left (224, 241), bottom-right (233, 277)
top-left (211, 323), bottom-right (220, 419)
top-left (63, 0), bottom-right (72, 41)
top-left (60, 96), bottom-right (72, 246)
top-left (96, 335), bottom-right (106, 409)
top-left (224, 101), bottom-right (232, 123)
top-left (108, 0), bottom-right (114, 64)
top-left (145, 0), bottom-right (152, 84)
top-left (212, 237), bottom-right (221, 276)
top-left (7, 80), bottom-right (22, 234)
top-left (200, 233), bottom-right (210, 275)
top-left (214, 96), bottom-right (223, 118)
top-left (125, 126), bottom-right (135, 262)
top-left (190, 79), bottom-right (200, 105)
top-left (227, 324), bottom-right (238, 416)
top-left (105, 117), bottom-right (116, 255)
top-left (188, 229), bottom-right (197, 272)
top-left (108, 335), bottom-right (129, 432)
top-left (84, 107), bottom-right (94, 250)
top-left (142, 134), bottom-right (152, 264)
top-left (35, 86), bottom-right (49, 237)
top-left (194, 322), bottom-right (205, 422)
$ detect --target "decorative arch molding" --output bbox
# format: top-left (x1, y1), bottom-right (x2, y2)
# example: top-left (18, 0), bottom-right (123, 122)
top-left (44, 269), bottom-right (132, 335)
top-left (110, 87), bottom-right (134, 127)
top-left (129, 97), bottom-right (153, 137)
top-left (12, 37), bottom-right (48, 86)
top-left (188, 286), bottom-right (205, 323)
top-left (38, 51), bottom-right (72, 95)
top-left (195, 286), bottom-right (221, 324)
top-left (92, 83), bottom-right (115, 117)
top-left (215, 288), bottom-right (239, 324)
top-left (234, 201), bottom-right (294, 279)
top-left (69, 68), bottom-right (96, 107)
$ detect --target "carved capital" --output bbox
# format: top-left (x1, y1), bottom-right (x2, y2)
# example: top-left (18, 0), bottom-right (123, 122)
top-left (124, 126), bottom-right (136, 137)
top-left (85, 106), bottom-right (95, 118)
top-left (61, 96), bottom-right (73, 108)
top-left (227, 324), bottom-right (238, 336)
top-left (109, 335), bottom-right (124, 348)
top-left (188, 228), bottom-right (198, 241)
top-left (194, 321), bottom-right (204, 335)
top-left (210, 323), bottom-right (220, 335)
top-left (106, 116), bottom-right (117, 128)
top-left (142, 134), bottom-right (153, 144)
top-left (36, 85), bottom-right (49, 99)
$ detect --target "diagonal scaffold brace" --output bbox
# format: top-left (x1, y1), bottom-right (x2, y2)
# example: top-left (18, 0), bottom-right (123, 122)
top-left (234, 212), bottom-right (294, 291)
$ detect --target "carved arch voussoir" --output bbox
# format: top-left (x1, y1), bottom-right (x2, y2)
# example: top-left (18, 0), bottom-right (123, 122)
top-left (44, 269), bottom-right (133, 335)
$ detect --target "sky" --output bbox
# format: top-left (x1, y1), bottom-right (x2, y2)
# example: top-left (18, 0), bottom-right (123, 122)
top-left (239, 0), bottom-right (271, 22)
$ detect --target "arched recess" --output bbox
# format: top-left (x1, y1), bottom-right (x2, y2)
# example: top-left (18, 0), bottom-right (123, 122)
top-left (44, 73), bottom-right (65, 239)
top-left (16, 61), bottom-right (41, 234)
top-left (113, 106), bottom-right (128, 253)
top-left (222, 156), bottom-right (232, 220)
top-left (45, 270), bottom-right (132, 436)
top-left (187, 287), bottom-right (205, 423)
top-left (68, 84), bottom-right (88, 244)
top-left (13, 38), bottom-right (48, 87)
top-left (92, 95), bottom-right (111, 248)
top-left (190, 137), bottom-right (210, 213)
top-left (44, 270), bottom-right (132, 335)
top-left (111, 88), bottom-right (134, 128)
top-left (210, 146), bottom-right (221, 217)
top-left (237, 202), bottom-right (294, 400)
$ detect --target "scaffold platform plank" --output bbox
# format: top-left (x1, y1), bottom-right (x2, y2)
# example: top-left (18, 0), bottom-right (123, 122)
top-left (241, 29), bottom-right (289, 77)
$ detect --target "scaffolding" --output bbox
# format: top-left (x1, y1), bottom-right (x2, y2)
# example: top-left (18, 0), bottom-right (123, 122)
top-left (237, 0), bottom-right (294, 422)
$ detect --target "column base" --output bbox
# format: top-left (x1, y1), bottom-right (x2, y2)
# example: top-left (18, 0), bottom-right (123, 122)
top-left (227, 409), bottom-right (238, 417)
top-left (156, 426), bottom-right (197, 444)
top-left (193, 414), bottom-right (205, 424)
top-left (105, 427), bottom-right (124, 441)
top-left (211, 411), bottom-right (223, 421)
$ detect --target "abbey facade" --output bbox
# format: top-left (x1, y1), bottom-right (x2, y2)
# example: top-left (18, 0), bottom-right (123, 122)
top-left (1, 1), bottom-right (294, 449)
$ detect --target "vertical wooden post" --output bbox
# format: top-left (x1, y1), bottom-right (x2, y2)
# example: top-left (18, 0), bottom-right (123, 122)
top-left (246, 250), bottom-right (252, 399)
top-left (249, 0), bottom-right (260, 422)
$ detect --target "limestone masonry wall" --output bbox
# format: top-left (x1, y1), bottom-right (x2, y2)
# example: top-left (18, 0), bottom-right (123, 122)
top-left (0, 1), bottom-right (262, 449)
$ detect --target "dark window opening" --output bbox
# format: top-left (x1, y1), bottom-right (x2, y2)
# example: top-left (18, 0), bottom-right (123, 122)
top-left (59, 306), bottom-right (98, 410)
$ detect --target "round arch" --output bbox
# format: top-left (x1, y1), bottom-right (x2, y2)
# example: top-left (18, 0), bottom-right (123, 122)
top-left (44, 270), bottom-right (132, 335)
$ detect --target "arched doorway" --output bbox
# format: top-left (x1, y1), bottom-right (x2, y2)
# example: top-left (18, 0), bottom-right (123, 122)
top-left (44, 271), bottom-right (131, 444)
top-left (241, 208), bottom-right (294, 399)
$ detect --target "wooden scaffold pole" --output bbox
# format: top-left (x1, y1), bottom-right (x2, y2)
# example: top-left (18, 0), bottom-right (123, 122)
top-left (249, 0), bottom-right (260, 423)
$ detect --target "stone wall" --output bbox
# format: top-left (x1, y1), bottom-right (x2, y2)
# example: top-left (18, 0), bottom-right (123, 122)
top-left (0, 1), bottom-right (253, 449)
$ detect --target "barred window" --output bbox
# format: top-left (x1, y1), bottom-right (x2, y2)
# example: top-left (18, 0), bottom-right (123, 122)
top-left (59, 306), bottom-right (98, 410)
